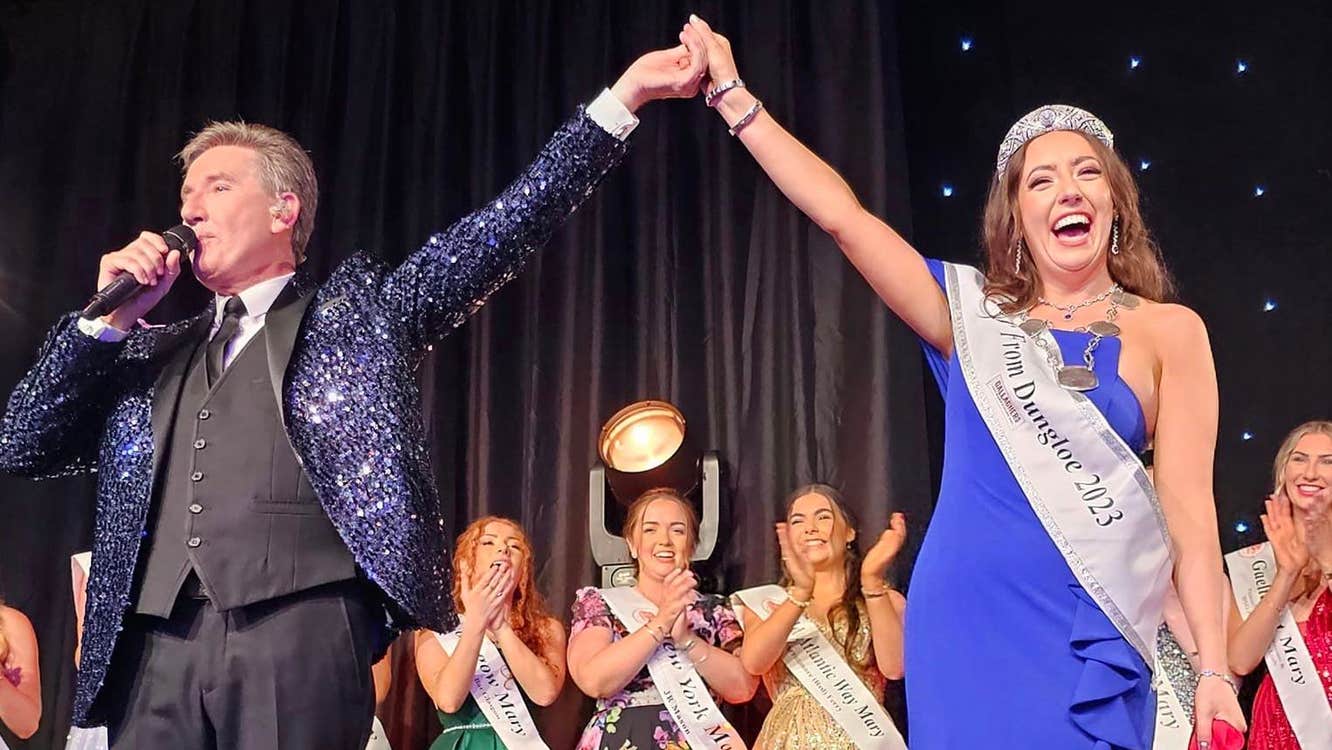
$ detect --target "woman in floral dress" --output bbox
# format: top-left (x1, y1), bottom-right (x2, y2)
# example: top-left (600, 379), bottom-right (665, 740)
top-left (568, 488), bottom-right (757, 749)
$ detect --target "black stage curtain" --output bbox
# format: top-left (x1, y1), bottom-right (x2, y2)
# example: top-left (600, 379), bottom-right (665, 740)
top-left (0, 2), bottom-right (925, 747)
top-left (5, 1), bottom-right (1331, 747)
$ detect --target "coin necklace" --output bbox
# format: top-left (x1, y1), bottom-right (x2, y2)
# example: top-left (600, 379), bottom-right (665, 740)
top-left (1017, 286), bottom-right (1138, 392)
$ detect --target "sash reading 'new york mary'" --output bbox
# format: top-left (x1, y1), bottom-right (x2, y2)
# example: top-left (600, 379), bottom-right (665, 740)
top-left (597, 586), bottom-right (747, 750)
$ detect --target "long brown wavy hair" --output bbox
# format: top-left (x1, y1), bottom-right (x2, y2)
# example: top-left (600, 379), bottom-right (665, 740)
top-left (981, 131), bottom-right (1175, 313)
top-left (782, 484), bottom-right (870, 666)
top-left (451, 516), bottom-right (552, 657)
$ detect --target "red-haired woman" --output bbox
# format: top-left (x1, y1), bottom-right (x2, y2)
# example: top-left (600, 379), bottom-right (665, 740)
top-left (415, 517), bottom-right (565, 749)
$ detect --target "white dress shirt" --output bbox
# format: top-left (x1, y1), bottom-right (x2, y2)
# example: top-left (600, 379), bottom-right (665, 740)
top-left (207, 272), bottom-right (295, 369)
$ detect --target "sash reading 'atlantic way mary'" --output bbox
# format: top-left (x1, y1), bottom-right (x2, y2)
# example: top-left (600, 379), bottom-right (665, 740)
top-left (944, 262), bottom-right (1173, 664)
top-left (731, 584), bottom-right (906, 749)
top-left (435, 617), bottom-right (551, 750)
top-left (1226, 542), bottom-right (1332, 750)
top-left (596, 586), bottom-right (747, 750)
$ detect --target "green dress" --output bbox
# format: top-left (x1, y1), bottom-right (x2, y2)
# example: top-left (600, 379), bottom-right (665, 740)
top-left (429, 693), bottom-right (539, 750)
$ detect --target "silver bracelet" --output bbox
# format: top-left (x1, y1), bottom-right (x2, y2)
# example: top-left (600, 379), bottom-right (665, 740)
top-left (705, 78), bottom-right (745, 107)
top-left (728, 99), bottom-right (764, 137)
top-left (1197, 669), bottom-right (1239, 694)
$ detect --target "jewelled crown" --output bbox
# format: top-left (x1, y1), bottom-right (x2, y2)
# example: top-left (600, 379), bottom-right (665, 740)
top-left (995, 105), bottom-right (1114, 176)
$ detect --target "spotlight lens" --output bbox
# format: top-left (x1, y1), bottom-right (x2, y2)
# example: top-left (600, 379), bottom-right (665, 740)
top-left (599, 401), bottom-right (686, 473)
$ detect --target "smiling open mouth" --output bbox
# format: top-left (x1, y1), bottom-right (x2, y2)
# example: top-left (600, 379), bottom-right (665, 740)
top-left (1052, 213), bottom-right (1091, 243)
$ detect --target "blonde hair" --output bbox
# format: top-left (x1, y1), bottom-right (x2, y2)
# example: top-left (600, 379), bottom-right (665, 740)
top-left (1271, 420), bottom-right (1332, 495)
top-left (981, 132), bottom-right (1174, 313)
top-left (623, 488), bottom-right (700, 567)
top-left (178, 121), bottom-right (318, 264)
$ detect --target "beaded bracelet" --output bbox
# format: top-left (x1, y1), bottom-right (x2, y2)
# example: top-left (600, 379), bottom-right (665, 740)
top-left (786, 588), bottom-right (812, 609)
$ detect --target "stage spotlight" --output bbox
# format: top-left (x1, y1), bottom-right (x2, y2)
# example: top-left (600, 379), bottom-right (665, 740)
top-left (599, 400), bottom-right (696, 503)
top-left (588, 400), bottom-right (721, 587)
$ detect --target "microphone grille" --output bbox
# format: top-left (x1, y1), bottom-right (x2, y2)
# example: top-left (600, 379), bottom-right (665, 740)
top-left (162, 224), bottom-right (199, 254)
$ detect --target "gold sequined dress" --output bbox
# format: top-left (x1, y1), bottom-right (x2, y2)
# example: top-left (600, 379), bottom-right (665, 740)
top-left (754, 602), bottom-right (888, 750)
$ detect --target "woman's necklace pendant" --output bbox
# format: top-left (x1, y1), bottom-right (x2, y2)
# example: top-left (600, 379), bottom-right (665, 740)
top-left (1057, 365), bottom-right (1099, 391)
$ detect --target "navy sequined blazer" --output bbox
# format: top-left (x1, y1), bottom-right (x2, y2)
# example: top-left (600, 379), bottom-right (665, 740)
top-left (0, 109), bottom-right (626, 723)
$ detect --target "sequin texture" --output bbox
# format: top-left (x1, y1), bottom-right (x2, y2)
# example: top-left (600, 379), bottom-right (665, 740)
top-left (754, 601), bottom-right (888, 749)
top-left (0, 107), bottom-right (627, 724)
top-left (1247, 587), bottom-right (1331, 749)
top-left (1155, 622), bottom-right (1197, 721)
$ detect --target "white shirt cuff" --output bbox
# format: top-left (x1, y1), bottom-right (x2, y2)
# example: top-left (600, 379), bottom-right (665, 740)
top-left (76, 316), bottom-right (131, 342)
top-left (586, 88), bottom-right (639, 141)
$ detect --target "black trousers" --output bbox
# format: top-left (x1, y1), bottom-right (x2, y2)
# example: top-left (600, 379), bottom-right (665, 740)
top-left (102, 579), bottom-right (381, 749)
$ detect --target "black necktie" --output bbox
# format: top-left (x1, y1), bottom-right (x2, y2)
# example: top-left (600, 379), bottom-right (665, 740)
top-left (206, 296), bottom-right (247, 386)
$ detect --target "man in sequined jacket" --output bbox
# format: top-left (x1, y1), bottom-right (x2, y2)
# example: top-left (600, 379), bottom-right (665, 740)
top-left (0, 31), bottom-right (711, 748)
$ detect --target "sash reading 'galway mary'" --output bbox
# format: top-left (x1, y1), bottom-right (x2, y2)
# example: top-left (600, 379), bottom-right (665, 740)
top-left (732, 585), bottom-right (906, 750)
top-left (597, 586), bottom-right (747, 750)
top-left (944, 262), bottom-right (1173, 664)
top-left (435, 617), bottom-right (551, 750)
top-left (1226, 542), bottom-right (1332, 750)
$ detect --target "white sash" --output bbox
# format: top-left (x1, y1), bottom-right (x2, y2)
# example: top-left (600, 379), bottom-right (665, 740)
top-left (434, 618), bottom-right (550, 750)
top-left (731, 585), bottom-right (906, 749)
top-left (944, 262), bottom-right (1172, 663)
top-left (596, 586), bottom-right (747, 750)
top-left (364, 716), bottom-right (392, 750)
top-left (1226, 542), bottom-right (1332, 750)
top-left (1151, 628), bottom-right (1194, 750)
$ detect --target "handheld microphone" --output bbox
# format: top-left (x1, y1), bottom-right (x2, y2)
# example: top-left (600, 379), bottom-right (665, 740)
top-left (81, 224), bottom-right (198, 320)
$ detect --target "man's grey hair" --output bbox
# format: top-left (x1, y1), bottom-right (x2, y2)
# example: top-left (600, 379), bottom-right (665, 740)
top-left (178, 121), bottom-right (318, 264)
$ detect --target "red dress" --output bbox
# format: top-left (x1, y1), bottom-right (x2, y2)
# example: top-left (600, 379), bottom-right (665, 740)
top-left (1248, 588), bottom-right (1332, 749)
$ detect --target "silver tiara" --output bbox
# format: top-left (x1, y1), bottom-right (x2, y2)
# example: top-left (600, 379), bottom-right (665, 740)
top-left (995, 105), bottom-right (1114, 175)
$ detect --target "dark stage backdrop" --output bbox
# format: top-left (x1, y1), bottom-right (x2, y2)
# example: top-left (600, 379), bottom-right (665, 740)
top-left (0, 1), bottom-right (922, 747)
top-left (0, 1), bottom-right (1328, 748)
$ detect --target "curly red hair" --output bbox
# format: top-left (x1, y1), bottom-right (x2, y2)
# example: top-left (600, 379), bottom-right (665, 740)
top-left (451, 516), bottom-right (551, 657)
